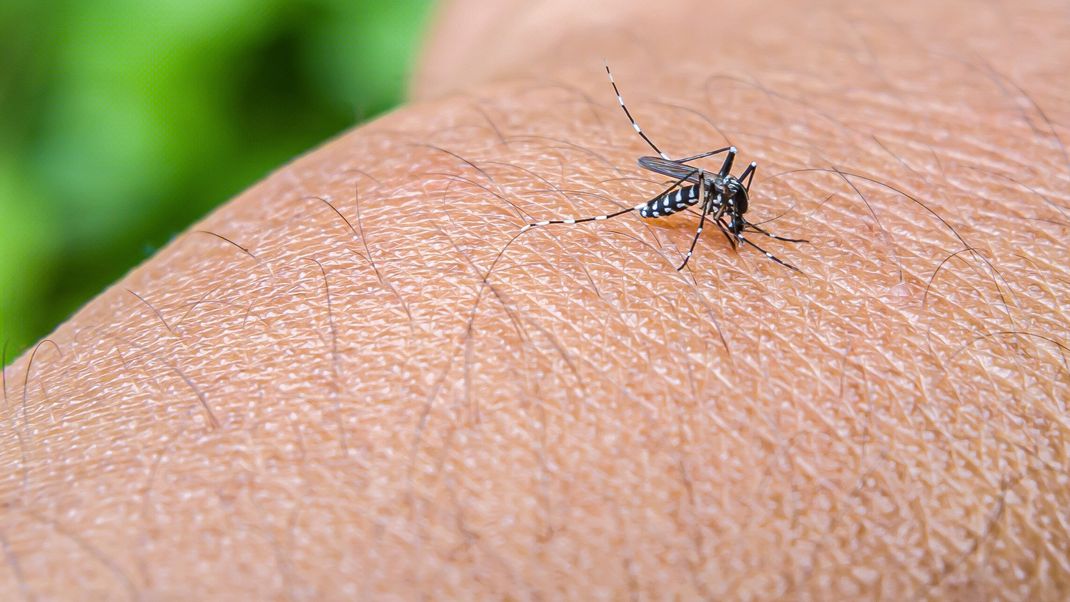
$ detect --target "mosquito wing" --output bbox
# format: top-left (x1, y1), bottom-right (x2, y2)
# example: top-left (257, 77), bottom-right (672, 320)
top-left (637, 156), bottom-right (706, 185)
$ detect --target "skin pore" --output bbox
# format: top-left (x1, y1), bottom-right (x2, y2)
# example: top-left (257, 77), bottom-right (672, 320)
top-left (2, 0), bottom-right (1069, 598)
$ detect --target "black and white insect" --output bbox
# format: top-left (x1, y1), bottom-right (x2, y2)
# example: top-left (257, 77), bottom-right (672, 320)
top-left (521, 64), bottom-right (806, 272)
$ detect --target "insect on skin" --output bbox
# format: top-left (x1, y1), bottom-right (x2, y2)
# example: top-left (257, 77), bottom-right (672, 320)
top-left (521, 64), bottom-right (807, 272)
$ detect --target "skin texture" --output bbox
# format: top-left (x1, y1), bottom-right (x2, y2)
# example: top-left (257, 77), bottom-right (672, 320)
top-left (3, 0), bottom-right (1070, 599)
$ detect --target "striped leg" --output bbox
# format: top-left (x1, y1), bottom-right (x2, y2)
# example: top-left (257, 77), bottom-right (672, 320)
top-left (734, 162), bottom-right (808, 244)
top-left (520, 206), bottom-right (635, 232)
top-left (715, 217), bottom-right (738, 250)
top-left (678, 187), bottom-right (721, 271)
top-left (605, 62), bottom-right (670, 160)
top-left (717, 147), bottom-right (737, 178)
top-left (604, 63), bottom-right (732, 179)
top-left (745, 221), bottom-right (809, 243)
top-left (737, 233), bottom-right (803, 272)
top-left (675, 146), bottom-right (734, 164)
top-left (738, 161), bottom-right (757, 192)
top-left (522, 170), bottom-right (697, 233)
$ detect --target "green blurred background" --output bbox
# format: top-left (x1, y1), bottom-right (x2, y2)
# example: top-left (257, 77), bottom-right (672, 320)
top-left (0, 0), bottom-right (433, 364)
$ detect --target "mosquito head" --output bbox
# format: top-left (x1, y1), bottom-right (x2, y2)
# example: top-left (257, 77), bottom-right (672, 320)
top-left (722, 175), bottom-right (749, 215)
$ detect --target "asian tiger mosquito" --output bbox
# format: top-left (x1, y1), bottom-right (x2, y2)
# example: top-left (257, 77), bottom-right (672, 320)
top-left (521, 64), bottom-right (807, 272)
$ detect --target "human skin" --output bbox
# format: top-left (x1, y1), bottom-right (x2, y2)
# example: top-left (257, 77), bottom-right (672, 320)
top-left (2, 0), bottom-right (1069, 599)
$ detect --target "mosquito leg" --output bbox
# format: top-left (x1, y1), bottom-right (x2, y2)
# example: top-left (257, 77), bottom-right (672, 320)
top-left (738, 161), bottom-right (757, 193)
top-left (522, 170), bottom-right (696, 232)
top-left (715, 217), bottom-right (737, 250)
top-left (605, 62), bottom-right (669, 160)
top-left (675, 147), bottom-right (734, 164)
top-left (717, 147), bottom-right (738, 178)
top-left (520, 206), bottom-right (637, 232)
top-left (676, 181), bottom-right (712, 271)
top-left (745, 221), bottom-right (809, 243)
top-left (735, 161), bottom-right (807, 244)
top-left (737, 233), bottom-right (803, 272)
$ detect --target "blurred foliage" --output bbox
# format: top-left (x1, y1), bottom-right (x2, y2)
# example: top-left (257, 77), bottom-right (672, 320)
top-left (0, 0), bottom-right (433, 363)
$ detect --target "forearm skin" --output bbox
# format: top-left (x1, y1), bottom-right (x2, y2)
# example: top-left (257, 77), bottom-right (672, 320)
top-left (2, 0), bottom-right (1069, 599)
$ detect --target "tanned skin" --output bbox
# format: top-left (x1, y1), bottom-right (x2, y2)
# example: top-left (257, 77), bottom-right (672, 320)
top-left (3, 0), bottom-right (1069, 598)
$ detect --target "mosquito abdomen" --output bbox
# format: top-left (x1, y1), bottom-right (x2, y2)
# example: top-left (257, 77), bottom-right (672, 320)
top-left (638, 184), bottom-right (701, 218)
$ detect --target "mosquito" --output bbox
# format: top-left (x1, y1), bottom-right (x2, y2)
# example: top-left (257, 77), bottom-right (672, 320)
top-left (521, 64), bottom-right (807, 272)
